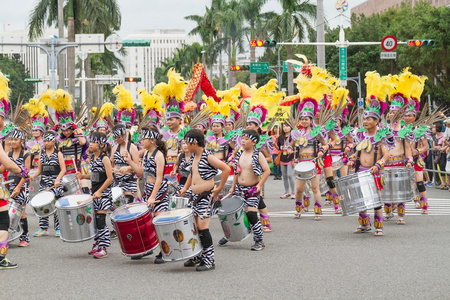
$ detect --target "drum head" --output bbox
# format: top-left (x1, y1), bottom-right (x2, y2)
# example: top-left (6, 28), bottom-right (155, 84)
top-left (111, 203), bottom-right (147, 221)
top-left (56, 194), bottom-right (92, 208)
top-left (31, 191), bottom-right (55, 206)
top-left (296, 161), bottom-right (315, 171)
top-left (153, 208), bottom-right (192, 225)
top-left (218, 196), bottom-right (244, 215)
top-left (112, 187), bottom-right (123, 199)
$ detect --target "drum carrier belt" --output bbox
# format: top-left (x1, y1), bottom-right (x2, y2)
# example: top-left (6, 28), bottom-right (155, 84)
top-left (42, 164), bottom-right (61, 176)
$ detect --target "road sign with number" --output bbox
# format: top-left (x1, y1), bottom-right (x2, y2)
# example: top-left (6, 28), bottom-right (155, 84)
top-left (339, 47), bottom-right (347, 85)
top-left (381, 35), bottom-right (397, 52)
top-left (250, 62), bottom-right (269, 74)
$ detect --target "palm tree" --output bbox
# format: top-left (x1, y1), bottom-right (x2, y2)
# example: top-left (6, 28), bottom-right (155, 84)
top-left (268, 0), bottom-right (316, 95)
top-left (239, 0), bottom-right (269, 86)
top-left (28, 0), bottom-right (121, 102)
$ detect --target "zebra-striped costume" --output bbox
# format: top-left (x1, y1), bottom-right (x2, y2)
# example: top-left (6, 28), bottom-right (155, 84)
top-left (233, 149), bottom-right (263, 242)
top-left (7, 150), bottom-right (30, 242)
top-left (178, 152), bottom-right (191, 188)
top-left (38, 150), bottom-right (63, 230)
top-left (112, 144), bottom-right (137, 194)
top-left (143, 149), bottom-right (168, 213)
top-left (90, 153), bottom-right (112, 248)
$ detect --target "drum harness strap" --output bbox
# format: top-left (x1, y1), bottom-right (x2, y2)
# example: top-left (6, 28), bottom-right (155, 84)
top-left (8, 150), bottom-right (29, 188)
top-left (355, 145), bottom-right (378, 173)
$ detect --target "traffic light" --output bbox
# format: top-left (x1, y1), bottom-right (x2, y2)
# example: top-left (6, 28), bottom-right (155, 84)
top-left (230, 65), bottom-right (250, 71)
top-left (250, 40), bottom-right (277, 47)
top-left (125, 77), bottom-right (142, 82)
top-left (408, 39), bottom-right (435, 47)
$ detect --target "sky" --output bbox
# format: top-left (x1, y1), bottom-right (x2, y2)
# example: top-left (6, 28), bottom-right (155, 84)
top-left (1, 0), bottom-right (368, 40)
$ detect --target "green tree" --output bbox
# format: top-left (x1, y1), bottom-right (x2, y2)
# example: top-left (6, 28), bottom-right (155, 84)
top-left (0, 55), bottom-right (35, 107)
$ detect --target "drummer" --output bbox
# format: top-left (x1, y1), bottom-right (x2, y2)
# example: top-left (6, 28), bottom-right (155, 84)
top-left (179, 129), bottom-right (230, 271)
top-left (1, 128), bottom-right (31, 247)
top-left (170, 140), bottom-right (192, 192)
top-left (229, 130), bottom-right (270, 251)
top-left (384, 70), bottom-right (414, 224)
top-left (76, 132), bottom-right (113, 259)
top-left (125, 126), bottom-right (169, 264)
top-left (29, 131), bottom-right (66, 237)
top-left (348, 71), bottom-right (391, 236)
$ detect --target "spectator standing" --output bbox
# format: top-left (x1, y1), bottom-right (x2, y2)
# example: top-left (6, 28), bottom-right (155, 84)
top-left (271, 124), bottom-right (282, 180)
top-left (277, 123), bottom-right (295, 199)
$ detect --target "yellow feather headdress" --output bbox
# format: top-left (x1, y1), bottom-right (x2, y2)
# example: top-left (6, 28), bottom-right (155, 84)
top-left (153, 68), bottom-right (187, 104)
top-left (0, 71), bottom-right (11, 102)
top-left (113, 85), bottom-right (133, 112)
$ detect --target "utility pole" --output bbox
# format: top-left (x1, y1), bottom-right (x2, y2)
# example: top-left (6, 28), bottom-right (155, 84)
top-left (57, 0), bottom-right (65, 90)
top-left (316, 0), bottom-right (325, 69)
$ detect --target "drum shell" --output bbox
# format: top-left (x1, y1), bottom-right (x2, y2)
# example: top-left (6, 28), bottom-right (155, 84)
top-left (168, 196), bottom-right (190, 211)
top-left (332, 156), bottom-right (344, 171)
top-left (319, 172), bottom-right (329, 196)
top-left (153, 209), bottom-right (202, 262)
top-left (30, 191), bottom-right (57, 217)
top-left (335, 171), bottom-right (382, 216)
top-left (381, 168), bottom-right (417, 203)
top-left (29, 175), bottom-right (41, 198)
top-left (62, 174), bottom-right (82, 196)
top-left (219, 175), bottom-right (234, 198)
top-left (217, 196), bottom-right (251, 242)
top-left (110, 187), bottom-right (127, 213)
top-left (111, 203), bottom-right (159, 257)
top-left (56, 195), bottom-right (95, 243)
top-left (8, 202), bottom-right (24, 242)
top-left (294, 162), bottom-right (318, 180)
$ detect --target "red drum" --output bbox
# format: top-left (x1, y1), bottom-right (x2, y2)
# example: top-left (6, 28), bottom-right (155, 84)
top-left (111, 203), bottom-right (158, 257)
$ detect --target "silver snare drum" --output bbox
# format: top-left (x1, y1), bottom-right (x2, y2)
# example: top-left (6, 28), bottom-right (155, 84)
top-left (217, 196), bottom-right (251, 242)
top-left (62, 174), bottom-right (82, 195)
top-left (30, 191), bottom-right (57, 217)
top-left (294, 161), bottom-right (317, 180)
top-left (332, 156), bottom-right (344, 171)
top-left (335, 170), bottom-right (382, 216)
top-left (56, 195), bottom-right (95, 243)
top-left (110, 186), bottom-right (127, 212)
top-left (168, 196), bottom-right (190, 210)
top-left (381, 167), bottom-right (417, 203)
top-left (8, 201), bottom-right (24, 242)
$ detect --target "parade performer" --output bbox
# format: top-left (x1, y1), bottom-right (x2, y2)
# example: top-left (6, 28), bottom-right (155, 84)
top-left (403, 75), bottom-right (430, 214)
top-left (281, 68), bottom-right (332, 220)
top-left (229, 129), bottom-right (270, 250)
top-left (179, 129), bottom-right (230, 271)
top-left (41, 89), bottom-right (87, 174)
top-left (29, 130), bottom-right (66, 236)
top-left (347, 71), bottom-right (392, 236)
top-left (204, 96), bottom-right (233, 160)
top-left (154, 69), bottom-right (188, 179)
top-left (94, 102), bottom-right (114, 136)
top-left (384, 70), bottom-right (415, 224)
top-left (1, 128), bottom-right (31, 246)
top-left (23, 98), bottom-right (47, 174)
top-left (125, 126), bottom-right (169, 264)
top-left (76, 132), bottom-right (113, 258)
top-left (113, 85), bottom-right (136, 129)
top-left (0, 72), bottom-right (12, 153)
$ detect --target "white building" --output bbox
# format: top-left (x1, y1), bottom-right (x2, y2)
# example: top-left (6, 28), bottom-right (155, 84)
top-left (121, 29), bottom-right (196, 101)
top-left (0, 28), bottom-right (70, 97)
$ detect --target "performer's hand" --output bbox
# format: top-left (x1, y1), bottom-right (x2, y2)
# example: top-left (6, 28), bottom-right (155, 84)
top-left (370, 165), bottom-right (379, 174)
top-left (170, 170), bottom-right (176, 177)
top-left (255, 185), bottom-right (262, 194)
top-left (228, 187), bottom-right (234, 196)
top-left (93, 191), bottom-right (102, 199)
top-left (317, 151), bottom-right (324, 159)
top-left (147, 197), bottom-right (156, 208)
top-left (178, 188), bottom-right (186, 197)
top-left (412, 149), bottom-right (418, 156)
top-left (123, 150), bottom-right (130, 163)
top-left (11, 188), bottom-right (20, 198)
top-left (29, 175), bottom-right (36, 181)
top-left (344, 146), bottom-right (351, 154)
top-left (75, 172), bottom-right (82, 180)
top-left (211, 187), bottom-right (220, 200)
top-left (406, 162), bottom-right (412, 168)
top-left (348, 161), bottom-right (354, 168)
top-left (54, 179), bottom-right (61, 188)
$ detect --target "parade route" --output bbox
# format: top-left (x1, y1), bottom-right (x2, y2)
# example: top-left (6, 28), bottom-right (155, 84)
top-left (4, 177), bottom-right (450, 299)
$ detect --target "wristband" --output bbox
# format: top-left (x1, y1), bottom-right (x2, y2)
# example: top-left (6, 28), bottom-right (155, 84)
top-left (406, 156), bottom-right (414, 165)
top-left (74, 128), bottom-right (84, 137)
top-left (375, 163), bottom-right (382, 170)
top-left (417, 148), bottom-right (423, 155)
top-left (349, 154), bottom-right (357, 163)
top-left (376, 159), bottom-right (385, 168)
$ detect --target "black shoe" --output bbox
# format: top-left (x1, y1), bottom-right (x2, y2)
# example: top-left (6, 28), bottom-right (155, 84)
top-left (251, 241), bottom-right (265, 251)
top-left (130, 250), bottom-right (153, 260)
top-left (154, 252), bottom-right (165, 264)
top-left (184, 258), bottom-right (201, 267)
top-left (0, 258), bottom-right (18, 269)
top-left (218, 237), bottom-right (228, 246)
top-left (196, 262), bottom-right (215, 271)
top-left (110, 230), bottom-right (117, 240)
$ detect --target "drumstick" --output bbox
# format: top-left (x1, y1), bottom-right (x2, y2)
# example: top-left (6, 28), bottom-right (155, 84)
top-left (0, 180), bottom-right (14, 185)
top-left (77, 196), bottom-right (93, 205)
top-left (44, 185), bottom-right (55, 191)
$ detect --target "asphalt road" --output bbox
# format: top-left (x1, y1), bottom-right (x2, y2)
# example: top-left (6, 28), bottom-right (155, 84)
top-left (3, 176), bottom-right (450, 299)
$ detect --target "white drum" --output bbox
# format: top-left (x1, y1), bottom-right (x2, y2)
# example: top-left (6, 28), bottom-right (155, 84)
top-left (294, 161), bottom-right (317, 180)
top-left (56, 195), bottom-right (95, 243)
top-left (332, 156), bottom-right (344, 171)
top-left (110, 186), bottom-right (127, 212)
top-left (168, 196), bottom-right (190, 211)
top-left (217, 196), bottom-right (251, 242)
top-left (152, 208), bottom-right (202, 262)
top-left (8, 201), bottom-right (24, 242)
top-left (30, 191), bottom-right (57, 217)
top-left (61, 174), bottom-right (82, 195)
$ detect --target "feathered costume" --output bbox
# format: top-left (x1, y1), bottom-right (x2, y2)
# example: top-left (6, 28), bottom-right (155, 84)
top-left (139, 88), bottom-right (163, 127)
top-left (94, 102), bottom-right (114, 131)
top-left (0, 71), bottom-right (12, 140)
top-left (113, 85), bottom-right (135, 127)
top-left (23, 98), bottom-right (49, 155)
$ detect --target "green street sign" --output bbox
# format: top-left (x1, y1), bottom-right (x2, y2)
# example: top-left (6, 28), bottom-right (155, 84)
top-left (283, 61), bottom-right (301, 72)
top-left (339, 47), bottom-right (347, 83)
top-left (122, 40), bottom-right (151, 47)
top-left (24, 78), bottom-right (43, 83)
top-left (250, 62), bottom-right (269, 74)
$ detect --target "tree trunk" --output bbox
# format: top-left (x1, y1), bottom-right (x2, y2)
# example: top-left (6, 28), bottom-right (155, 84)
top-left (219, 28), bottom-right (223, 90)
top-left (316, 0), bottom-right (326, 69)
top-left (68, 17), bottom-right (75, 99)
top-left (227, 38), bottom-right (232, 89)
top-left (287, 45), bottom-right (294, 96)
top-left (57, 0), bottom-right (65, 90)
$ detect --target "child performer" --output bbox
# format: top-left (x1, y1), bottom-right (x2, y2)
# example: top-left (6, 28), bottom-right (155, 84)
top-left (179, 129), bottom-right (230, 271)
top-left (125, 126), bottom-right (169, 264)
top-left (29, 131), bottom-right (66, 236)
top-left (229, 130), bottom-right (270, 250)
top-left (0, 128), bottom-right (31, 247)
top-left (76, 132), bottom-right (113, 258)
